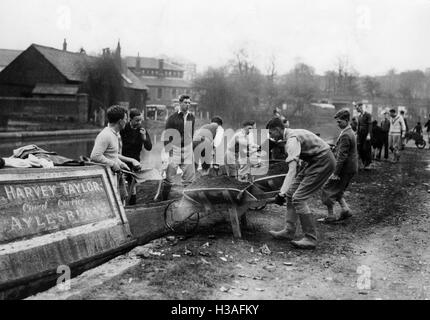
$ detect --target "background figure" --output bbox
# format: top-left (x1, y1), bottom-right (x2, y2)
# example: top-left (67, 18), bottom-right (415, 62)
top-left (193, 116), bottom-right (224, 174)
top-left (164, 95), bottom-right (196, 198)
top-left (388, 108), bottom-right (406, 163)
top-left (371, 120), bottom-right (384, 161)
top-left (413, 122), bottom-right (423, 136)
top-left (321, 109), bottom-right (358, 223)
top-left (380, 112), bottom-right (390, 161)
top-left (424, 114), bottom-right (430, 149)
top-left (351, 117), bottom-right (358, 133)
top-left (226, 120), bottom-right (258, 182)
top-left (266, 117), bottom-right (287, 160)
top-left (399, 110), bottom-right (409, 150)
top-left (121, 108), bottom-right (152, 205)
top-left (355, 103), bottom-right (372, 169)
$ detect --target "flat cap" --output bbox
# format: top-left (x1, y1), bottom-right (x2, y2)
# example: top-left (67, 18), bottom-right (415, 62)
top-left (334, 109), bottom-right (350, 121)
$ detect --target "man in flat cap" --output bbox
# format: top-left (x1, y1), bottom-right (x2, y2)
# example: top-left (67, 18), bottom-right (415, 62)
top-left (320, 109), bottom-right (358, 223)
top-left (267, 119), bottom-right (335, 249)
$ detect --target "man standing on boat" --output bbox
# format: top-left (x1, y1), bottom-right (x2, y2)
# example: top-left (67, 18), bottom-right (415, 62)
top-left (162, 95), bottom-right (196, 199)
top-left (267, 119), bottom-right (335, 249)
top-left (91, 105), bottom-right (141, 202)
top-left (120, 108), bottom-right (152, 205)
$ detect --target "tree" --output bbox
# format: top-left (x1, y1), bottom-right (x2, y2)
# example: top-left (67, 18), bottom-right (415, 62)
top-left (82, 54), bottom-right (124, 124)
top-left (362, 76), bottom-right (381, 101)
top-left (282, 63), bottom-right (318, 117)
top-left (194, 67), bottom-right (232, 121)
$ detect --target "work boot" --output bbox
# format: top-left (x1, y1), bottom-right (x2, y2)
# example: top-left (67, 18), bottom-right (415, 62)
top-left (291, 236), bottom-right (317, 249)
top-left (291, 213), bottom-right (317, 249)
top-left (269, 202), bottom-right (297, 240)
top-left (338, 198), bottom-right (352, 218)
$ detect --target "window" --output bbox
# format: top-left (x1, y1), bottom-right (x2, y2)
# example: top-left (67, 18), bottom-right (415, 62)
top-left (172, 88), bottom-right (177, 97)
top-left (158, 88), bottom-right (162, 99)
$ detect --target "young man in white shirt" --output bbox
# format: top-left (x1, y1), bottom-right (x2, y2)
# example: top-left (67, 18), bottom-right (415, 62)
top-left (193, 116), bottom-right (224, 175)
top-left (90, 105), bottom-right (141, 201)
top-left (225, 120), bottom-right (259, 182)
top-left (388, 108), bottom-right (406, 163)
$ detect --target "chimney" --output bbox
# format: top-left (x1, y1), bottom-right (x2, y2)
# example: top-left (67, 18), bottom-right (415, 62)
top-left (158, 59), bottom-right (164, 78)
top-left (102, 48), bottom-right (111, 57)
top-left (136, 52), bottom-right (141, 75)
top-left (63, 39), bottom-right (67, 51)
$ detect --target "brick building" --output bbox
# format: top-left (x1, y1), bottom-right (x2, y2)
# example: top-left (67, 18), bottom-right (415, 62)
top-left (125, 55), bottom-right (197, 108)
top-left (0, 42), bottom-right (148, 125)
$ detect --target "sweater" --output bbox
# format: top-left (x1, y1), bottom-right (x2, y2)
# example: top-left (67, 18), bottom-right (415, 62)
top-left (164, 111), bottom-right (195, 147)
top-left (90, 127), bottom-right (121, 168)
top-left (389, 115), bottom-right (406, 136)
top-left (120, 122), bottom-right (152, 161)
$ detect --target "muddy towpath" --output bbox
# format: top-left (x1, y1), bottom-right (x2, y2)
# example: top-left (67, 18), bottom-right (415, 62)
top-left (76, 148), bottom-right (430, 300)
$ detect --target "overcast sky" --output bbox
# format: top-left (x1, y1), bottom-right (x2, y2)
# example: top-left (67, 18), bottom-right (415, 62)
top-left (1, 0), bottom-right (430, 75)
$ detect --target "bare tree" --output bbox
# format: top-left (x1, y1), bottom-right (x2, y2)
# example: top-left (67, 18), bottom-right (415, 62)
top-left (362, 76), bottom-right (381, 101)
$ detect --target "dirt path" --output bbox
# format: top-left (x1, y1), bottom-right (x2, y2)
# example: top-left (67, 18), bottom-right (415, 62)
top-left (80, 148), bottom-right (430, 300)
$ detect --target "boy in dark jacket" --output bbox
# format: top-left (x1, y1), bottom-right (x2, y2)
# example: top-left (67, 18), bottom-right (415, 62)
top-left (320, 109), bottom-right (358, 223)
top-left (121, 108), bottom-right (152, 205)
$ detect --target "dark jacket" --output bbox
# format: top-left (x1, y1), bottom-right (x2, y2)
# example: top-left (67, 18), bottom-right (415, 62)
top-left (357, 112), bottom-right (372, 137)
top-left (121, 122), bottom-right (152, 161)
top-left (333, 126), bottom-right (358, 176)
top-left (165, 111), bottom-right (195, 147)
top-left (371, 125), bottom-right (384, 149)
top-left (380, 118), bottom-right (390, 133)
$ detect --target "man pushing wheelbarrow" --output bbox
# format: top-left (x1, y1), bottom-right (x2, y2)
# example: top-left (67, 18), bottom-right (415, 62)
top-left (267, 119), bottom-right (335, 249)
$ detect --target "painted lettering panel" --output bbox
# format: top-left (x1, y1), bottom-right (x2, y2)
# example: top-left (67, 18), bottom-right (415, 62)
top-left (0, 174), bottom-right (116, 243)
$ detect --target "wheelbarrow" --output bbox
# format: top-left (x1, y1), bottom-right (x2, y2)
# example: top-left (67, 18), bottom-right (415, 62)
top-left (180, 182), bottom-right (260, 238)
top-left (245, 159), bottom-right (289, 211)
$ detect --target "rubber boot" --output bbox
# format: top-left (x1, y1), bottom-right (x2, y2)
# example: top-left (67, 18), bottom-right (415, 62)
top-left (269, 202), bottom-right (297, 240)
top-left (291, 213), bottom-right (317, 249)
top-left (128, 194), bottom-right (137, 206)
top-left (160, 182), bottom-right (172, 201)
top-left (338, 197), bottom-right (352, 219)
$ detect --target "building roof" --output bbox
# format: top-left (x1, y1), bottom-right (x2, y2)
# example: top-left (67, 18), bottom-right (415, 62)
top-left (31, 44), bottom-right (97, 82)
top-left (122, 68), bottom-right (148, 91)
top-left (0, 49), bottom-right (22, 67)
top-left (125, 56), bottom-right (183, 72)
top-left (32, 83), bottom-right (80, 95)
top-left (140, 77), bottom-right (193, 88)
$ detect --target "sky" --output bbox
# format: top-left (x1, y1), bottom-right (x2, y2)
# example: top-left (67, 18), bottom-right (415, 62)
top-left (1, 0), bottom-right (430, 76)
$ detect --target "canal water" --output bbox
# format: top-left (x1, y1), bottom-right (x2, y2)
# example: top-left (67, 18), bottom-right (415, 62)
top-left (0, 135), bottom-right (98, 160)
top-left (0, 134), bottom-right (165, 170)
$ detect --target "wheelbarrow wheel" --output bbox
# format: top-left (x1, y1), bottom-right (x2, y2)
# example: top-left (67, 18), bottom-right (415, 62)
top-left (416, 140), bottom-right (426, 149)
top-left (164, 200), bottom-right (200, 235)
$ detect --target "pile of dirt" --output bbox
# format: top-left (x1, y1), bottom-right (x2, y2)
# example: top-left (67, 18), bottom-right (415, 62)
top-left (136, 180), bottom-right (162, 204)
top-left (265, 161), bottom-right (289, 176)
top-left (185, 175), bottom-right (251, 190)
